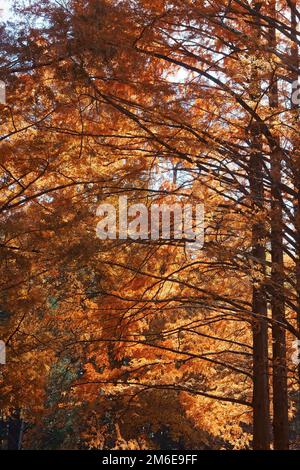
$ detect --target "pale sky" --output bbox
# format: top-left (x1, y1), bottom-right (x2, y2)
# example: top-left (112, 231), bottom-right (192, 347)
top-left (0, 0), bottom-right (11, 21)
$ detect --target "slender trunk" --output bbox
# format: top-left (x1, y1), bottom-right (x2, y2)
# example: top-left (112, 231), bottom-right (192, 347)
top-left (0, 414), bottom-right (8, 450)
top-left (270, 147), bottom-right (289, 450)
top-left (7, 410), bottom-right (22, 450)
top-left (290, 0), bottom-right (300, 440)
top-left (267, 0), bottom-right (289, 449)
top-left (249, 2), bottom-right (271, 450)
top-left (249, 129), bottom-right (271, 450)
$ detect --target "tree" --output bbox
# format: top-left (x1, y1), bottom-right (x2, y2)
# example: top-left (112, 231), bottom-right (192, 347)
top-left (0, 0), bottom-right (299, 450)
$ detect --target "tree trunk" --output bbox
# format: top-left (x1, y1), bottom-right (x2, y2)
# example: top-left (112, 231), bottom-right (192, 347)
top-left (290, 0), bottom-right (300, 442)
top-left (266, 0), bottom-right (289, 449)
top-left (249, 129), bottom-right (271, 450)
top-left (249, 2), bottom-right (271, 450)
top-left (7, 410), bottom-right (22, 450)
top-left (270, 145), bottom-right (289, 450)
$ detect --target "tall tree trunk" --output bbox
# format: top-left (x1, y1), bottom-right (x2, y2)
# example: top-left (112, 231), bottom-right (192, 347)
top-left (249, 129), bottom-right (271, 450)
top-left (249, 3), bottom-right (271, 449)
top-left (267, 0), bottom-right (289, 450)
top-left (290, 0), bottom-right (300, 441)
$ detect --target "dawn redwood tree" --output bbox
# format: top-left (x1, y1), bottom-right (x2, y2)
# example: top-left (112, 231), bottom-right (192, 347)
top-left (267, 0), bottom-right (289, 449)
top-left (246, 2), bottom-right (271, 449)
top-left (1, 0), bottom-right (300, 450)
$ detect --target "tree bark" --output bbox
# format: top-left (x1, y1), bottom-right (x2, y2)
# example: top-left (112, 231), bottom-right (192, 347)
top-left (267, 0), bottom-right (289, 449)
top-left (290, 0), bottom-right (300, 442)
top-left (249, 129), bottom-right (271, 450)
top-left (249, 2), bottom-right (271, 450)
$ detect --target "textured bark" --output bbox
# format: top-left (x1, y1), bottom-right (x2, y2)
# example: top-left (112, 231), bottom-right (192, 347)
top-left (270, 147), bottom-right (289, 450)
top-left (249, 132), bottom-right (271, 450)
top-left (249, 2), bottom-right (271, 450)
top-left (267, 0), bottom-right (289, 449)
top-left (290, 0), bottom-right (300, 441)
top-left (269, 148), bottom-right (289, 450)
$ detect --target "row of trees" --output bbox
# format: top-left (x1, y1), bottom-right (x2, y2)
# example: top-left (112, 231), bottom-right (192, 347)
top-left (0, 0), bottom-right (299, 449)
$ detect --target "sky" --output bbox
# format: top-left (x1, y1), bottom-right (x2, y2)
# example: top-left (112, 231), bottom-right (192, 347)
top-left (0, 0), bottom-right (11, 21)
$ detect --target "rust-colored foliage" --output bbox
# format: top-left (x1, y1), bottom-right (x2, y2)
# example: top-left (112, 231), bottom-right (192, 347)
top-left (0, 0), bottom-right (299, 450)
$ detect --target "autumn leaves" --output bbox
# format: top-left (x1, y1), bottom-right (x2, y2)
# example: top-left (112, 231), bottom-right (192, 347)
top-left (0, 0), bottom-right (300, 450)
